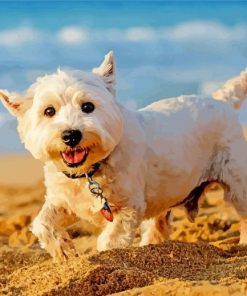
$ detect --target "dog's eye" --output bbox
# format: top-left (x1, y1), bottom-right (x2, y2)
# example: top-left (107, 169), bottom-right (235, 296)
top-left (81, 102), bottom-right (95, 114)
top-left (44, 107), bottom-right (56, 117)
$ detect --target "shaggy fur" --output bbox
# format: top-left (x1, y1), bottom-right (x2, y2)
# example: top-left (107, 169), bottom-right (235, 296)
top-left (1, 52), bottom-right (247, 261)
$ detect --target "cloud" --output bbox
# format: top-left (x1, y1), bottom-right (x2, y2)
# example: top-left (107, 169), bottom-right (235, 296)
top-left (122, 22), bottom-right (247, 47)
top-left (125, 27), bottom-right (157, 41)
top-left (0, 22), bottom-right (246, 47)
top-left (165, 21), bottom-right (247, 45)
top-left (0, 26), bottom-right (39, 47)
top-left (57, 26), bottom-right (88, 44)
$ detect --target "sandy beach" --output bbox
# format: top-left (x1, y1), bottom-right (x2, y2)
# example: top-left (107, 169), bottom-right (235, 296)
top-left (1, 154), bottom-right (247, 295)
top-left (0, 154), bottom-right (43, 185)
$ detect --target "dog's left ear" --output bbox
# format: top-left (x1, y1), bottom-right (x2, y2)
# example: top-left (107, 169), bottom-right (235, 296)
top-left (92, 51), bottom-right (116, 96)
top-left (0, 90), bottom-right (28, 117)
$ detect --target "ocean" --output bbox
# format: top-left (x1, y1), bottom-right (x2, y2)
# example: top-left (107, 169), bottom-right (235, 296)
top-left (0, 1), bottom-right (247, 152)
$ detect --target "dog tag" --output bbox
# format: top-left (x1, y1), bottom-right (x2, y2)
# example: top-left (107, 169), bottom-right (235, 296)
top-left (100, 202), bottom-right (114, 222)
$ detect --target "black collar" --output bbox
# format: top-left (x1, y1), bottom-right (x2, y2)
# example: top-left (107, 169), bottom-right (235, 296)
top-left (63, 163), bottom-right (101, 179)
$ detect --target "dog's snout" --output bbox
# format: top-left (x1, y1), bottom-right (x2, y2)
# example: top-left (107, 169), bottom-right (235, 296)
top-left (62, 129), bottom-right (82, 147)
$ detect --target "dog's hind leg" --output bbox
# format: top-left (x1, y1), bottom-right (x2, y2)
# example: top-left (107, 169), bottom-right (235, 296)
top-left (31, 201), bottom-right (79, 261)
top-left (140, 181), bottom-right (211, 247)
top-left (223, 177), bottom-right (247, 245)
top-left (216, 138), bottom-right (247, 245)
top-left (140, 210), bottom-right (171, 246)
top-left (223, 186), bottom-right (247, 245)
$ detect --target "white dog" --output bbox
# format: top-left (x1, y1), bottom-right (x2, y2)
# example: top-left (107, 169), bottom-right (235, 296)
top-left (1, 52), bottom-right (247, 261)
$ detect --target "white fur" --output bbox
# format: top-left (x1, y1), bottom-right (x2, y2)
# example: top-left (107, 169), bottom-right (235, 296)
top-left (213, 68), bottom-right (247, 109)
top-left (1, 52), bottom-right (247, 261)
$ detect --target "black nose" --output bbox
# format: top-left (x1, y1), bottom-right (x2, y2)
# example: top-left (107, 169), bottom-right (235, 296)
top-left (62, 129), bottom-right (82, 148)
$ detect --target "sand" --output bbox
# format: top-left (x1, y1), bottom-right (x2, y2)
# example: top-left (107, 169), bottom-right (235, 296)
top-left (1, 155), bottom-right (247, 295)
top-left (0, 153), bottom-right (43, 185)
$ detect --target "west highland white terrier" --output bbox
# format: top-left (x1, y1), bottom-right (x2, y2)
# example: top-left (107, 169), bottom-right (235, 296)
top-left (1, 51), bottom-right (247, 261)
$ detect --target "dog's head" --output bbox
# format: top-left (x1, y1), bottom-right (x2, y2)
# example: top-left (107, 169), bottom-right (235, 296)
top-left (0, 51), bottom-right (124, 176)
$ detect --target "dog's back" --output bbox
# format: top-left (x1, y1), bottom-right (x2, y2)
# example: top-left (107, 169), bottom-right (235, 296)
top-left (136, 95), bottom-right (244, 214)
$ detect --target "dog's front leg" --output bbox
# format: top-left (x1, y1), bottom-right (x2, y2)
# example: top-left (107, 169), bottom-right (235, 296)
top-left (140, 210), bottom-right (172, 246)
top-left (31, 201), bottom-right (79, 262)
top-left (97, 207), bottom-right (139, 251)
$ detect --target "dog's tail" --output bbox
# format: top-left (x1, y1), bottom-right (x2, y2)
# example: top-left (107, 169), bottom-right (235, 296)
top-left (212, 68), bottom-right (247, 109)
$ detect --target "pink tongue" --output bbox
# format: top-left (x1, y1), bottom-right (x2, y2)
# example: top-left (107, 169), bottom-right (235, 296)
top-left (63, 150), bottom-right (85, 164)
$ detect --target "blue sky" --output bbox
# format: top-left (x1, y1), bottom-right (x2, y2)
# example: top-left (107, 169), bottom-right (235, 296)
top-left (0, 1), bottom-right (247, 152)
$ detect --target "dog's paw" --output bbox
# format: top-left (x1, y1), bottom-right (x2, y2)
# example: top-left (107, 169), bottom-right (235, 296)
top-left (239, 219), bottom-right (247, 246)
top-left (96, 234), bottom-right (111, 251)
top-left (96, 232), bottom-right (130, 251)
top-left (239, 235), bottom-right (247, 245)
top-left (46, 232), bottom-right (78, 262)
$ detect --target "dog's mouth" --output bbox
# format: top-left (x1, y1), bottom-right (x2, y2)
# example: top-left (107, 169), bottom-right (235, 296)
top-left (61, 147), bottom-right (89, 167)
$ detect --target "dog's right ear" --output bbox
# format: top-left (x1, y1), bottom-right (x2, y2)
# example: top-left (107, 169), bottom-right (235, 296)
top-left (92, 51), bottom-right (116, 96)
top-left (0, 90), bottom-right (28, 117)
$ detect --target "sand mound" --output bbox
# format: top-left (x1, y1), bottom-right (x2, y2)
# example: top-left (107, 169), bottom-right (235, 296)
top-left (2, 242), bottom-right (247, 296)
top-left (46, 242), bottom-right (247, 296)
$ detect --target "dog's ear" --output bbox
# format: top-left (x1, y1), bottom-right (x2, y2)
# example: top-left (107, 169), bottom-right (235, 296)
top-left (92, 51), bottom-right (116, 95)
top-left (0, 90), bottom-right (28, 117)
